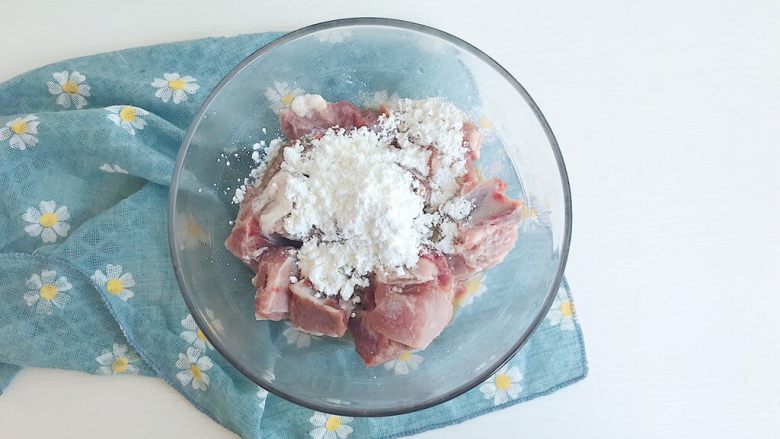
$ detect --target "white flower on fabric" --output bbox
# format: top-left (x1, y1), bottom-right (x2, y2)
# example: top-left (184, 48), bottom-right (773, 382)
top-left (105, 105), bottom-right (148, 135)
top-left (524, 196), bottom-right (552, 229)
top-left (175, 347), bottom-right (213, 391)
top-left (309, 412), bottom-right (353, 439)
top-left (454, 276), bottom-right (486, 308)
top-left (151, 73), bottom-right (199, 104)
top-left (362, 90), bottom-right (399, 108)
top-left (47, 71), bottom-right (91, 109)
top-left (257, 388), bottom-right (269, 410)
top-left (204, 307), bottom-right (224, 333)
top-left (317, 29), bottom-right (352, 44)
top-left (547, 294), bottom-right (575, 331)
top-left (91, 264), bottom-right (135, 301)
top-left (99, 163), bottom-right (129, 174)
top-left (176, 213), bottom-right (213, 250)
top-left (23, 270), bottom-right (72, 315)
top-left (0, 115), bottom-right (39, 150)
top-left (283, 325), bottom-right (311, 348)
top-left (479, 365), bottom-right (523, 405)
top-left (96, 343), bottom-right (141, 375)
top-left (180, 314), bottom-right (213, 351)
top-left (383, 351), bottom-right (423, 375)
top-left (265, 81), bottom-right (304, 114)
top-left (22, 201), bottom-right (70, 243)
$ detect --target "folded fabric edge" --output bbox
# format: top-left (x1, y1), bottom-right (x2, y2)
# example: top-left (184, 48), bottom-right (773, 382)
top-left (378, 278), bottom-right (589, 439)
top-left (1, 32), bottom-right (286, 85)
top-left (0, 363), bottom-right (22, 395)
top-left (0, 252), bottom-right (247, 437)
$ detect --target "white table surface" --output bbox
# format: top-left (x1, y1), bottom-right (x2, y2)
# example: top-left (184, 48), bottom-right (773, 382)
top-left (2, 1), bottom-right (779, 438)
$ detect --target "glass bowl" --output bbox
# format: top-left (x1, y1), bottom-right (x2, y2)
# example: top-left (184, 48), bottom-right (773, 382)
top-left (169, 17), bottom-right (571, 416)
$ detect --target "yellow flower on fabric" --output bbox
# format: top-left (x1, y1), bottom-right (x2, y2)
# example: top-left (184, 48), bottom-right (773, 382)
top-left (91, 264), bottom-right (135, 301)
top-left (523, 195), bottom-right (552, 229)
top-left (283, 324), bottom-right (312, 348)
top-left (175, 347), bottom-right (213, 391)
top-left (547, 293), bottom-right (575, 330)
top-left (24, 269), bottom-right (72, 314)
top-left (0, 115), bottom-right (39, 150)
top-left (105, 105), bottom-right (149, 135)
top-left (477, 115), bottom-right (492, 130)
top-left (176, 213), bottom-right (213, 250)
top-left (96, 343), bottom-right (141, 375)
top-left (265, 81), bottom-right (304, 114)
top-left (479, 365), bottom-right (523, 405)
top-left (309, 412), bottom-right (353, 439)
top-left (362, 90), bottom-right (399, 108)
top-left (47, 71), bottom-right (91, 109)
top-left (22, 201), bottom-right (70, 243)
top-left (454, 275), bottom-right (486, 308)
top-left (180, 314), bottom-right (214, 352)
top-left (383, 350), bottom-right (423, 375)
top-left (151, 73), bottom-right (199, 104)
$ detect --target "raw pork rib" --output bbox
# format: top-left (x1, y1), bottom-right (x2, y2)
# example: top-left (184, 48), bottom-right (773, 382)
top-left (253, 247), bottom-right (298, 320)
top-left (288, 281), bottom-right (353, 337)
top-left (452, 178), bottom-right (523, 280)
top-left (350, 311), bottom-right (410, 367)
top-left (351, 253), bottom-right (454, 363)
top-left (280, 100), bottom-right (380, 141)
top-left (224, 148), bottom-right (290, 268)
top-left (226, 96), bottom-right (525, 367)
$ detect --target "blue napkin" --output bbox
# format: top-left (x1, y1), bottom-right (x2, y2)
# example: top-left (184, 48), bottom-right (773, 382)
top-left (0, 32), bottom-right (587, 438)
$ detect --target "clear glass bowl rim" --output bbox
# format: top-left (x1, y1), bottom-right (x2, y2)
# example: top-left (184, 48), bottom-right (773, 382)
top-left (168, 17), bottom-right (573, 417)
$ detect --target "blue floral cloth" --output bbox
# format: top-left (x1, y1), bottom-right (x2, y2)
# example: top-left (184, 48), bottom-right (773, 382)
top-left (0, 32), bottom-right (587, 438)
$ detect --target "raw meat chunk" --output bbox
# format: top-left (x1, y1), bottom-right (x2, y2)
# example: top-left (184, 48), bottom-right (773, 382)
top-left (366, 279), bottom-right (454, 350)
top-left (280, 100), bottom-right (381, 140)
top-left (225, 144), bottom-right (289, 267)
top-left (253, 247), bottom-right (298, 320)
top-left (251, 171), bottom-right (294, 236)
top-left (456, 178), bottom-right (523, 274)
top-left (349, 311), bottom-right (411, 367)
top-left (288, 280), bottom-right (352, 337)
top-left (225, 185), bottom-right (287, 268)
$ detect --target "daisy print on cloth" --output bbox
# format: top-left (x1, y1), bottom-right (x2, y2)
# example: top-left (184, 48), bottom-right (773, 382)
top-left (454, 275), bottom-right (486, 308)
top-left (151, 73), bottom-right (199, 104)
top-left (22, 201), bottom-right (70, 243)
top-left (317, 29), bottom-right (352, 44)
top-left (105, 105), bottom-right (148, 135)
top-left (283, 324), bottom-right (312, 348)
top-left (384, 350), bottom-right (422, 375)
top-left (47, 71), bottom-right (91, 109)
top-left (265, 81), bottom-right (304, 114)
top-left (91, 264), bottom-right (135, 301)
top-left (180, 314), bottom-right (214, 352)
top-left (176, 347), bottom-right (213, 391)
top-left (547, 291), bottom-right (575, 330)
top-left (98, 163), bottom-right (129, 174)
top-left (1, 115), bottom-right (39, 150)
top-left (362, 90), bottom-right (399, 108)
top-left (523, 196), bottom-right (552, 229)
top-left (23, 269), bottom-right (72, 315)
top-left (480, 365), bottom-right (523, 405)
top-left (257, 388), bottom-right (269, 410)
top-left (309, 412), bottom-right (354, 439)
top-left (96, 343), bottom-right (141, 375)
